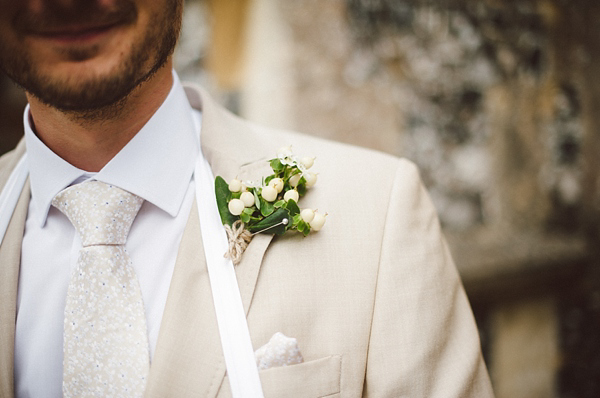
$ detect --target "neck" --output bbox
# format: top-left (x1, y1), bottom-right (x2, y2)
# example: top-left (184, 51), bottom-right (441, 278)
top-left (26, 63), bottom-right (174, 172)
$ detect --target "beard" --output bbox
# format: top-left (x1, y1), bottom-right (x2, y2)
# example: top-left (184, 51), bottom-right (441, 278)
top-left (0, 0), bottom-right (182, 115)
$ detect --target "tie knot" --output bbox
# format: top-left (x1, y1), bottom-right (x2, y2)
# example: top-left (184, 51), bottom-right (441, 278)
top-left (52, 181), bottom-right (143, 246)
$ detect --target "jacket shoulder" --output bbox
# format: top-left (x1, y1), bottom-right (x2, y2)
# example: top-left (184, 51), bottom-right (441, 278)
top-left (250, 122), bottom-right (418, 177)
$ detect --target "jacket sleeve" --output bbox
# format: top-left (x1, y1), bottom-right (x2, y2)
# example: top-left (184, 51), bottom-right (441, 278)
top-left (363, 159), bottom-right (494, 397)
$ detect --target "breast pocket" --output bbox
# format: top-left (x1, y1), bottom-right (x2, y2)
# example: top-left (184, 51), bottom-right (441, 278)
top-left (219, 355), bottom-right (342, 398)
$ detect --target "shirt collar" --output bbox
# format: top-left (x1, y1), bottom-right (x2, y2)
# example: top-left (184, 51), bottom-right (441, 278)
top-left (25, 71), bottom-right (199, 227)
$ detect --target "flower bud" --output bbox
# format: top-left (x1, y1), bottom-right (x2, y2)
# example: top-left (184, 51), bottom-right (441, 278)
top-left (269, 177), bottom-right (284, 193)
top-left (300, 157), bottom-right (315, 169)
top-left (304, 172), bottom-right (318, 187)
top-left (228, 199), bottom-right (245, 216)
top-left (300, 208), bottom-right (315, 223)
top-left (240, 191), bottom-right (255, 207)
top-left (284, 190), bottom-right (299, 202)
top-left (261, 186), bottom-right (277, 202)
top-left (309, 212), bottom-right (327, 231)
top-left (277, 145), bottom-right (293, 158)
top-left (228, 178), bottom-right (242, 193)
top-left (289, 174), bottom-right (301, 187)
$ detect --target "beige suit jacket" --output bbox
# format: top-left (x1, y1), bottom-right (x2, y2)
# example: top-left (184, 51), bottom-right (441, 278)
top-left (0, 85), bottom-right (494, 397)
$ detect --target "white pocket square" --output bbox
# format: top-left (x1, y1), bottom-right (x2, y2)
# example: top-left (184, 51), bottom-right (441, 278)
top-left (254, 332), bottom-right (304, 370)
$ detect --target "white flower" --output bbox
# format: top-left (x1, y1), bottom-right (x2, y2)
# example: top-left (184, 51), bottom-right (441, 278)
top-left (261, 186), bottom-right (277, 202)
top-left (277, 145), bottom-right (293, 158)
top-left (300, 208), bottom-right (315, 223)
top-left (244, 179), bottom-right (261, 189)
top-left (228, 199), bottom-right (245, 215)
top-left (240, 191), bottom-right (255, 207)
top-left (304, 172), bottom-right (318, 187)
top-left (300, 157), bottom-right (315, 169)
top-left (309, 212), bottom-right (327, 231)
top-left (284, 190), bottom-right (299, 202)
top-left (277, 145), bottom-right (297, 166)
top-left (228, 179), bottom-right (242, 193)
top-left (269, 178), bottom-right (284, 193)
top-left (288, 173), bottom-right (301, 187)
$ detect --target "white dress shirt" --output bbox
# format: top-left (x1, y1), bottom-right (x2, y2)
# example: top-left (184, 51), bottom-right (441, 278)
top-left (14, 72), bottom-right (201, 398)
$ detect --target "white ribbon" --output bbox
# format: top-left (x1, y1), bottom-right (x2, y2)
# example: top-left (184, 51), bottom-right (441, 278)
top-left (194, 152), bottom-right (264, 397)
top-left (189, 109), bottom-right (263, 397)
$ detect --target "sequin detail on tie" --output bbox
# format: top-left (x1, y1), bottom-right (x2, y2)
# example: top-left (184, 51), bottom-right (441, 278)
top-left (52, 181), bottom-right (149, 397)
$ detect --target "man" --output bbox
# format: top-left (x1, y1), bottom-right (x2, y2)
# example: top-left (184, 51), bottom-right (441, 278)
top-left (0, 0), bottom-right (494, 396)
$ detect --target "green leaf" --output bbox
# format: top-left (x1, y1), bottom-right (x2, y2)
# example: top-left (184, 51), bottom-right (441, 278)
top-left (302, 225), bottom-right (311, 236)
top-left (254, 190), bottom-right (261, 210)
top-left (247, 208), bottom-right (291, 235)
top-left (274, 200), bottom-right (285, 208)
top-left (248, 215), bottom-right (262, 223)
top-left (297, 181), bottom-right (307, 196)
top-left (240, 212), bottom-right (251, 223)
top-left (284, 199), bottom-right (300, 216)
top-left (270, 158), bottom-right (284, 172)
top-left (260, 197), bottom-right (275, 217)
top-left (215, 176), bottom-right (237, 226)
top-left (296, 219), bottom-right (311, 236)
top-left (292, 213), bottom-right (302, 226)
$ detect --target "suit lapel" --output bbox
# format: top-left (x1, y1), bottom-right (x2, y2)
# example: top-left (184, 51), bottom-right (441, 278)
top-left (0, 183), bottom-right (29, 398)
top-left (0, 141), bottom-right (27, 398)
top-left (234, 161), bottom-right (276, 316)
top-left (145, 202), bottom-right (227, 397)
top-left (186, 84), bottom-right (277, 318)
top-left (146, 86), bottom-right (276, 396)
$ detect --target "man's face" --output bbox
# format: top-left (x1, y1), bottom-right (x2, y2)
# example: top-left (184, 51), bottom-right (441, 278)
top-left (0, 0), bottom-right (183, 112)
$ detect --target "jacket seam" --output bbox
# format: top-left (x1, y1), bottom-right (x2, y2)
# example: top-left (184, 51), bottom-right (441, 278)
top-left (361, 158), bottom-right (402, 393)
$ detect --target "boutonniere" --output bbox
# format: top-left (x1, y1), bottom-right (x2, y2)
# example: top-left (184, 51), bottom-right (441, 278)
top-left (215, 146), bottom-right (327, 264)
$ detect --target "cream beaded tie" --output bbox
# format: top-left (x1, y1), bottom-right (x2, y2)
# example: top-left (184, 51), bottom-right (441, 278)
top-left (52, 181), bottom-right (149, 397)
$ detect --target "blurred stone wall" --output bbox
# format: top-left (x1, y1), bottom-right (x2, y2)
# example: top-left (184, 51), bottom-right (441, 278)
top-left (279, 0), bottom-right (588, 234)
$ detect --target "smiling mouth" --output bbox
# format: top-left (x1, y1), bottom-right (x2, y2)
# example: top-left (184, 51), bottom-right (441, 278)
top-left (30, 22), bottom-right (123, 44)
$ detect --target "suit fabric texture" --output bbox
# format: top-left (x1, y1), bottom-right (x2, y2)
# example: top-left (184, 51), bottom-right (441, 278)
top-left (0, 85), bottom-right (494, 397)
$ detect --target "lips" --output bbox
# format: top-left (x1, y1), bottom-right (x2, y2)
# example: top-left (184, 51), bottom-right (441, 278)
top-left (34, 22), bottom-right (121, 43)
top-left (28, 22), bottom-right (123, 44)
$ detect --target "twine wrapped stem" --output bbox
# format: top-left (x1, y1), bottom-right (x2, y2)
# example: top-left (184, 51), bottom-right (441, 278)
top-left (224, 220), bottom-right (253, 265)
